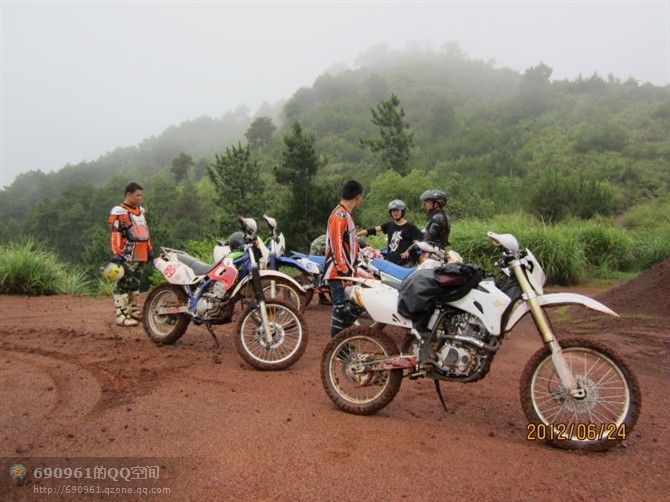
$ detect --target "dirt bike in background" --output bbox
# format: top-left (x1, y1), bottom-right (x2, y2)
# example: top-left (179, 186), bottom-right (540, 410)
top-left (321, 232), bottom-right (641, 451)
top-left (143, 217), bottom-right (308, 370)
top-left (221, 217), bottom-right (308, 313)
top-left (261, 215), bottom-right (330, 307)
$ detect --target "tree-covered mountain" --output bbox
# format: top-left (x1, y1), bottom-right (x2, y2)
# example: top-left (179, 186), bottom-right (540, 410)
top-left (2, 45), bottom-right (669, 276)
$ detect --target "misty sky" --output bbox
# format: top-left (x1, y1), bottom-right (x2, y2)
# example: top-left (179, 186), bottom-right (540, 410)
top-left (1, 1), bottom-right (669, 188)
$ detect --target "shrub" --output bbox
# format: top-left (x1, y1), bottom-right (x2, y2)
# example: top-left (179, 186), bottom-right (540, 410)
top-left (0, 239), bottom-right (67, 295)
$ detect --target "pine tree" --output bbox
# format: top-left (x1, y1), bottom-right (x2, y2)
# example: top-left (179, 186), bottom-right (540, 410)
top-left (207, 143), bottom-right (265, 233)
top-left (274, 122), bottom-right (325, 248)
top-left (360, 93), bottom-right (414, 175)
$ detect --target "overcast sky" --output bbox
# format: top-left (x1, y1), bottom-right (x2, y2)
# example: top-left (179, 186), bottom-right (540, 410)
top-left (1, 1), bottom-right (668, 188)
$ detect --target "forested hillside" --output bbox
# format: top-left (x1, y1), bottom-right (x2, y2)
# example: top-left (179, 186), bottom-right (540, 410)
top-left (1, 46), bottom-right (669, 286)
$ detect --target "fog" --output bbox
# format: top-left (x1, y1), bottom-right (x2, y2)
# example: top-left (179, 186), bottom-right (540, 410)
top-left (1, 1), bottom-right (668, 188)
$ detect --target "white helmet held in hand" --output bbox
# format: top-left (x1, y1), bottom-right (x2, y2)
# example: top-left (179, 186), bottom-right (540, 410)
top-left (100, 262), bottom-right (124, 282)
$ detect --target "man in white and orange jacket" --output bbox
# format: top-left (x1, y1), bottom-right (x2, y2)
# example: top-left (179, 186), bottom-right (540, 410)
top-left (324, 180), bottom-right (364, 336)
top-left (108, 182), bottom-right (153, 326)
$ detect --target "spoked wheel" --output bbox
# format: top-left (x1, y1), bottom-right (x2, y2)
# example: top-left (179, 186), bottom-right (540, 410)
top-left (234, 299), bottom-right (308, 370)
top-left (321, 327), bottom-right (402, 415)
top-left (520, 338), bottom-right (641, 451)
top-left (142, 283), bottom-right (190, 344)
top-left (259, 277), bottom-right (307, 313)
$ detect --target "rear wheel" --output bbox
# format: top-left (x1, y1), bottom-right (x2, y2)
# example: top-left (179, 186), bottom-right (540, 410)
top-left (321, 327), bottom-right (402, 415)
top-left (142, 283), bottom-right (190, 344)
top-left (520, 338), bottom-right (641, 451)
top-left (234, 299), bottom-right (308, 370)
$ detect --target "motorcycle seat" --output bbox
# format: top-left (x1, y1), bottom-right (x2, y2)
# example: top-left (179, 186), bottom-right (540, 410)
top-left (371, 258), bottom-right (414, 281)
top-left (176, 254), bottom-right (217, 276)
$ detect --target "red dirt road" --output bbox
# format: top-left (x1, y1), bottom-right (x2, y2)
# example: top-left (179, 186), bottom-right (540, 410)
top-left (1, 262), bottom-right (668, 500)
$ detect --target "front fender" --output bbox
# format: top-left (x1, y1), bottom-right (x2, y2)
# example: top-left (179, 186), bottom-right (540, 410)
top-left (504, 292), bottom-right (619, 332)
top-left (258, 270), bottom-right (307, 293)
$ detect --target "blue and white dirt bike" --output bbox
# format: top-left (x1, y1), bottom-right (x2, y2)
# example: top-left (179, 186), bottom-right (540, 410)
top-left (143, 217), bottom-right (308, 370)
top-left (261, 215), bottom-right (329, 307)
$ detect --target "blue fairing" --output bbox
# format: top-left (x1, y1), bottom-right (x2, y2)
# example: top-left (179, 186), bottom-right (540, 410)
top-left (371, 258), bottom-right (414, 281)
top-left (290, 252), bottom-right (325, 267)
top-left (278, 256), bottom-right (312, 271)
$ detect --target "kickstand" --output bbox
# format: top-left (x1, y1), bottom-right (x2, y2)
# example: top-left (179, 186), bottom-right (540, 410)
top-left (206, 325), bottom-right (222, 364)
top-left (434, 380), bottom-right (448, 413)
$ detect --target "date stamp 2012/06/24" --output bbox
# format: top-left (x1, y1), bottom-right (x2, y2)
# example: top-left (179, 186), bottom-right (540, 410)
top-left (527, 422), bottom-right (627, 441)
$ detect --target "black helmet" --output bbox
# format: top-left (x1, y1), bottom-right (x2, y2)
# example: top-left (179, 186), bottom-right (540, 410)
top-left (387, 199), bottom-right (406, 217)
top-left (228, 231), bottom-right (245, 252)
top-left (420, 189), bottom-right (447, 207)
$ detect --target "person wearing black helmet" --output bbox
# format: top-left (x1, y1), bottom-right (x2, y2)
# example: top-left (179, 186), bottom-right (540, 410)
top-left (419, 189), bottom-right (450, 253)
top-left (357, 199), bottom-right (423, 266)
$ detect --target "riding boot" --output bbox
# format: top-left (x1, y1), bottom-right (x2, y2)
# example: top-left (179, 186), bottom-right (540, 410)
top-left (128, 290), bottom-right (142, 320)
top-left (331, 302), bottom-right (352, 337)
top-left (114, 293), bottom-right (139, 327)
top-left (414, 316), bottom-right (436, 367)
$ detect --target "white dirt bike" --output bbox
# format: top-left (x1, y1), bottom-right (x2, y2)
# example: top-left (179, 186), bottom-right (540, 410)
top-left (143, 217), bottom-right (308, 370)
top-left (321, 232), bottom-right (641, 451)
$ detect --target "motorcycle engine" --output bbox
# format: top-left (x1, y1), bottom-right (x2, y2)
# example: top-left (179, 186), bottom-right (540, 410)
top-left (434, 314), bottom-right (492, 376)
top-left (195, 281), bottom-right (229, 319)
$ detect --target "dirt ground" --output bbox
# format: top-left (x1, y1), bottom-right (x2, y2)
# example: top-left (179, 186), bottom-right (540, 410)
top-left (1, 260), bottom-right (669, 501)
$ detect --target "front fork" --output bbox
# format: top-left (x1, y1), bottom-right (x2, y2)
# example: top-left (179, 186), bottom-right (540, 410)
top-left (251, 267), bottom-right (274, 344)
top-left (512, 264), bottom-right (585, 399)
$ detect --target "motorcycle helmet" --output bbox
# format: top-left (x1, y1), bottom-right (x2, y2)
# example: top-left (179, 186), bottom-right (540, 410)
top-left (420, 189), bottom-right (447, 207)
top-left (228, 231), bottom-right (245, 252)
top-left (387, 199), bottom-right (406, 218)
top-left (100, 262), bottom-right (124, 282)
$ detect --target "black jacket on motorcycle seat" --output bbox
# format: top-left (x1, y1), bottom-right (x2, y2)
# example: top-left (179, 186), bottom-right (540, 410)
top-left (397, 263), bottom-right (482, 320)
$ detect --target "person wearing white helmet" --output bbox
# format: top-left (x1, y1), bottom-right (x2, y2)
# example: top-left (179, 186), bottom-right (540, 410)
top-left (357, 199), bottom-right (423, 266)
top-left (108, 182), bottom-right (153, 327)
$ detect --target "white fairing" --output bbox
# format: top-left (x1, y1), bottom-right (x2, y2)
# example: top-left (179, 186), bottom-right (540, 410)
top-left (446, 280), bottom-right (512, 335)
top-left (504, 292), bottom-right (619, 332)
top-left (213, 243), bottom-right (231, 263)
top-left (153, 256), bottom-right (199, 285)
top-left (298, 257), bottom-right (321, 275)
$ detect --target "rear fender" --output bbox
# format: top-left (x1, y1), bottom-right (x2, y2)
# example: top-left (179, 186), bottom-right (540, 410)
top-left (504, 292), bottom-right (619, 332)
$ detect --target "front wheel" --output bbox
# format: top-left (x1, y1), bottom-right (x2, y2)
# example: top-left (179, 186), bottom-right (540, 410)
top-left (259, 277), bottom-right (307, 313)
top-left (321, 327), bottom-right (402, 415)
top-left (520, 338), bottom-right (641, 451)
top-left (142, 283), bottom-right (190, 344)
top-left (234, 299), bottom-right (307, 370)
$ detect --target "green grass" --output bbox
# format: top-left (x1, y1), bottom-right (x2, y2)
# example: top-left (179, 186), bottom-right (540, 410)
top-left (0, 239), bottom-right (94, 296)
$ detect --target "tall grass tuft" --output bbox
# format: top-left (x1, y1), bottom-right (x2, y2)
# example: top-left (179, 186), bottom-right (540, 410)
top-left (453, 215), bottom-right (584, 285)
top-left (0, 239), bottom-right (67, 295)
top-left (57, 269), bottom-right (96, 296)
top-left (571, 220), bottom-right (633, 271)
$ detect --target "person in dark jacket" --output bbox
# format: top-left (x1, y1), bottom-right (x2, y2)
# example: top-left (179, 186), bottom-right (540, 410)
top-left (420, 189), bottom-right (450, 254)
